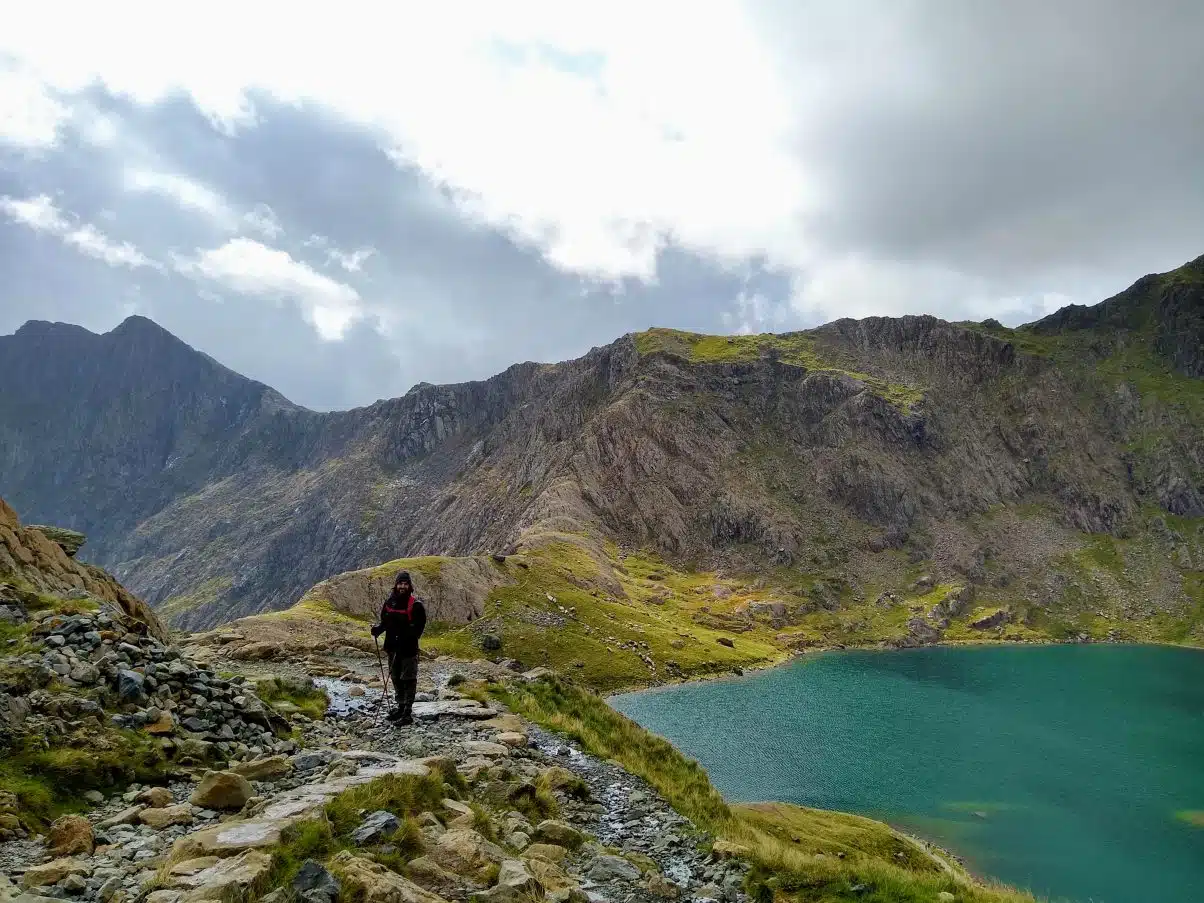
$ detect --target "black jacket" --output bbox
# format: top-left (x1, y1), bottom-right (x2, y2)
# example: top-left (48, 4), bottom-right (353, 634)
top-left (372, 592), bottom-right (427, 656)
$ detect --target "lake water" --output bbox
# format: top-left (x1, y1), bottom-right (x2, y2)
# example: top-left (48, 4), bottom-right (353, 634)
top-left (609, 645), bottom-right (1204, 903)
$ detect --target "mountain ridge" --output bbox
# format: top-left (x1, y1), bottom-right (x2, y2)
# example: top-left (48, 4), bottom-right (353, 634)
top-left (0, 255), bottom-right (1201, 636)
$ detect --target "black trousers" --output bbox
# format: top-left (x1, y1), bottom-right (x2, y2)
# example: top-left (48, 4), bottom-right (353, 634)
top-left (388, 650), bottom-right (419, 716)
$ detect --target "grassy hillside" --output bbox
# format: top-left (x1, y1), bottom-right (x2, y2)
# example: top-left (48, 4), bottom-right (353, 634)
top-left (233, 506), bottom-right (1204, 692)
top-left (634, 328), bottom-right (926, 410)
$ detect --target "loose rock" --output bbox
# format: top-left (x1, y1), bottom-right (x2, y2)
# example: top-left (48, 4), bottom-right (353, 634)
top-left (351, 811), bottom-right (400, 845)
top-left (533, 820), bottom-right (583, 850)
top-left (47, 816), bottom-right (94, 857)
top-left (292, 860), bottom-right (341, 903)
top-left (189, 771), bottom-right (253, 810)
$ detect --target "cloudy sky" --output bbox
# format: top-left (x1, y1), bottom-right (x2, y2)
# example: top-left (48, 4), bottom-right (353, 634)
top-left (1, 1), bottom-right (1201, 410)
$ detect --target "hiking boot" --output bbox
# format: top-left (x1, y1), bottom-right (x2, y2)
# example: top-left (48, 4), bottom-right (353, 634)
top-left (397, 715), bottom-right (414, 726)
top-left (385, 708), bottom-right (404, 722)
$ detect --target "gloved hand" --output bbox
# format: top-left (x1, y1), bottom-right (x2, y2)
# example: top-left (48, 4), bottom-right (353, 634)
top-left (371, 624), bottom-right (383, 638)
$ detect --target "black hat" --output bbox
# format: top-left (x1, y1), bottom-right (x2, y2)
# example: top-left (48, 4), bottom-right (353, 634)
top-left (395, 570), bottom-right (412, 585)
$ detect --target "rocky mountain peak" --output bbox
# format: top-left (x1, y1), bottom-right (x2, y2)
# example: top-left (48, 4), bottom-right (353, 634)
top-left (1029, 253), bottom-right (1204, 376)
top-left (1, 255), bottom-right (1201, 634)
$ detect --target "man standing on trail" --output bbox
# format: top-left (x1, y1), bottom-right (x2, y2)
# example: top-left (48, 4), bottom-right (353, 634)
top-left (371, 570), bottom-right (427, 725)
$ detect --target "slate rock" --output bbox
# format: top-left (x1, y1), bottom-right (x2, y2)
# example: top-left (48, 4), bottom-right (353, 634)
top-left (351, 810), bottom-right (400, 845)
top-left (139, 804), bottom-right (194, 829)
top-left (329, 852), bottom-right (448, 903)
top-left (137, 787), bottom-right (174, 808)
top-left (173, 850), bottom-right (272, 902)
top-left (587, 854), bottom-right (641, 882)
top-left (292, 860), bottom-right (341, 903)
top-left (20, 859), bottom-right (85, 889)
top-left (431, 829), bottom-right (508, 880)
top-left (116, 670), bottom-right (147, 704)
top-left (231, 755), bottom-right (292, 782)
top-left (470, 860), bottom-right (539, 903)
top-left (533, 820), bottom-right (583, 850)
top-left (291, 751), bottom-right (333, 772)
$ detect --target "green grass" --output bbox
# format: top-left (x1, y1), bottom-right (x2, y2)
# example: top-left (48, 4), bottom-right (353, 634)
top-left (425, 538), bottom-right (786, 691)
top-left (158, 576), bottom-right (232, 621)
top-left (324, 770), bottom-right (452, 836)
top-left (1083, 534), bottom-right (1126, 575)
top-left (0, 618), bottom-right (33, 648)
top-left (493, 675), bottom-right (731, 827)
top-left (0, 578), bottom-right (100, 620)
top-left (362, 555), bottom-right (449, 585)
top-left (257, 597), bottom-right (367, 628)
top-left (0, 731), bottom-right (169, 828)
top-left (496, 673), bottom-right (1035, 903)
top-left (423, 522), bottom-right (1204, 690)
top-left (634, 328), bottom-right (924, 410)
top-left (495, 772), bottom-right (561, 825)
top-left (256, 677), bottom-right (331, 721)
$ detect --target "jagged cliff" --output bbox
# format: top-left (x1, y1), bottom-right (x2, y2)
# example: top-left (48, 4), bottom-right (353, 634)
top-left (0, 256), bottom-right (1200, 636)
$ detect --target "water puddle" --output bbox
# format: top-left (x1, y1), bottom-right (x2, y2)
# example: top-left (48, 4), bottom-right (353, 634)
top-left (314, 677), bottom-right (384, 717)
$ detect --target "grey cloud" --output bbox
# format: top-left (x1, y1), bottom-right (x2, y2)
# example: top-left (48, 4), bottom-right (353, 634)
top-left (761, 0), bottom-right (1204, 295)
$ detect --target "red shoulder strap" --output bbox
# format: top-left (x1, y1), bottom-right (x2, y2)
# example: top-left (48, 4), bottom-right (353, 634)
top-left (386, 593), bottom-right (417, 620)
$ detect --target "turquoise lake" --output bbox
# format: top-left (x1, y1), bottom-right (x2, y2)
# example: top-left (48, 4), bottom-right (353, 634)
top-left (609, 644), bottom-right (1204, 903)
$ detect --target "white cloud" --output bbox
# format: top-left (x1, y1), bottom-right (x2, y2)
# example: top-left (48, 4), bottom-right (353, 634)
top-left (327, 246), bottom-right (375, 272)
top-left (124, 174), bottom-right (286, 243)
top-left (0, 193), bottom-right (159, 269)
top-left (790, 256), bottom-right (984, 323)
top-left (304, 234), bottom-right (376, 272)
top-left (0, 66), bottom-right (70, 150)
top-left (0, 193), bottom-right (63, 232)
top-left (1, 1), bottom-right (1198, 322)
top-left (721, 291), bottom-right (789, 335)
top-left (173, 238), bottom-right (363, 339)
top-left (0, 1), bottom-right (807, 288)
top-left (125, 169), bottom-right (234, 224)
top-left (243, 203), bottom-right (282, 239)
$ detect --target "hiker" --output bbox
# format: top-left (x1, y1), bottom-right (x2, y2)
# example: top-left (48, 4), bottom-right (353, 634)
top-left (370, 570), bottom-right (427, 725)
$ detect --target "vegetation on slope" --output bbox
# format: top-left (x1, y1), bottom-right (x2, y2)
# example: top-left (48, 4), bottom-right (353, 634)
top-left (0, 586), bottom-right (173, 826)
top-left (634, 327), bottom-right (925, 410)
top-left (424, 539), bottom-right (785, 691)
top-left (243, 504), bottom-right (1204, 694)
top-left (0, 731), bottom-right (169, 828)
top-left (494, 674), bottom-right (1037, 903)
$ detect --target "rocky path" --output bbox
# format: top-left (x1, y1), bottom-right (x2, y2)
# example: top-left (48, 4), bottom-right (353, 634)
top-left (1, 652), bottom-right (748, 903)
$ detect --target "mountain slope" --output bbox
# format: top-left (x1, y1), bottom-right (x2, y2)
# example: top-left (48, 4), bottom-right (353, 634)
top-left (0, 257), bottom-right (1200, 638)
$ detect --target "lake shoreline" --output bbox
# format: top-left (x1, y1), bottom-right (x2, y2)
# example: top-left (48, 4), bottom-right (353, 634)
top-left (607, 642), bottom-right (1204, 903)
top-left (605, 633), bottom-right (1204, 698)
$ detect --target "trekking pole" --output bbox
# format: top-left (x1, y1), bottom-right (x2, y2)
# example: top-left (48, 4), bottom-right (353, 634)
top-left (373, 634), bottom-right (393, 722)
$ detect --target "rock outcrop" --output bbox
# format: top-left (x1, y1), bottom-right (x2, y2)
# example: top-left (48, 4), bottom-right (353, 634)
top-left (27, 525), bottom-right (87, 557)
top-left (0, 499), bottom-right (168, 643)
